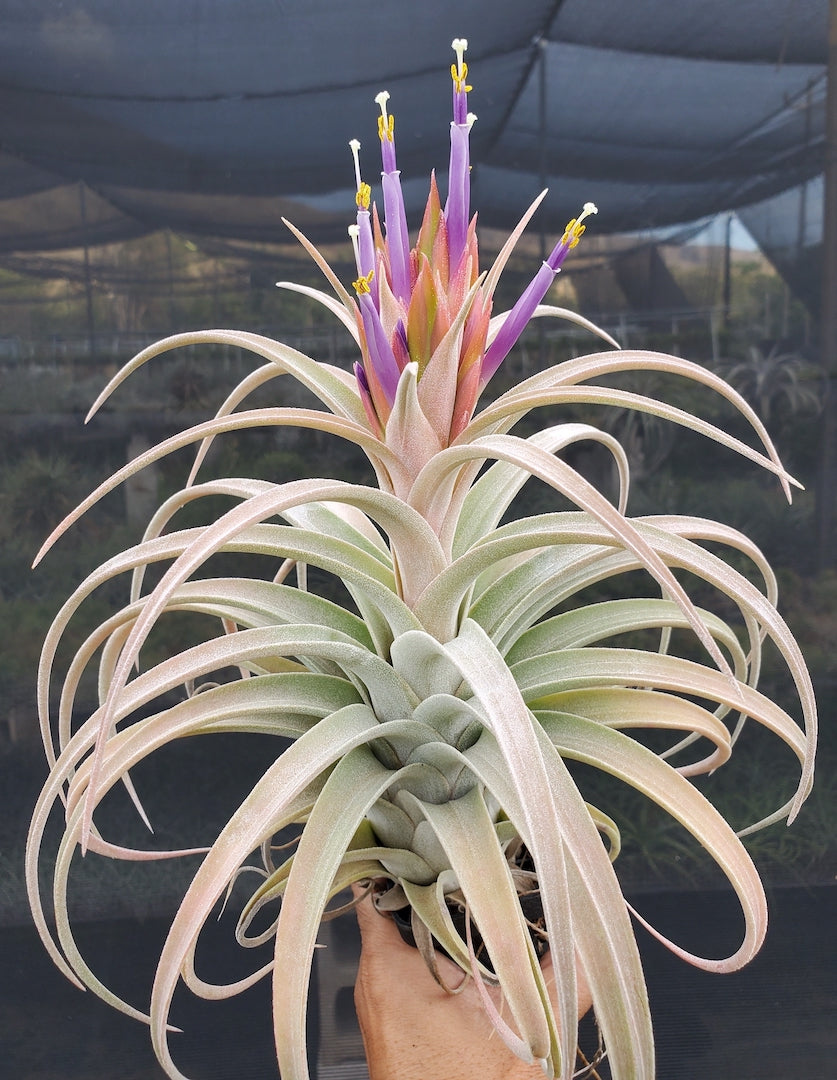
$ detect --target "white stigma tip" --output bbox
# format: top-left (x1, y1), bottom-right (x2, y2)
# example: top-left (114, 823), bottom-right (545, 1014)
top-left (349, 139), bottom-right (363, 189)
top-left (348, 224), bottom-right (361, 268)
top-left (583, 202), bottom-right (598, 216)
top-left (375, 90), bottom-right (390, 108)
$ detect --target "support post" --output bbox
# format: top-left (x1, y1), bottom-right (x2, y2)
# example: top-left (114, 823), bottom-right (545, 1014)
top-left (537, 36), bottom-right (548, 368)
top-left (78, 182), bottom-right (96, 359)
top-left (815, 0), bottom-right (837, 570)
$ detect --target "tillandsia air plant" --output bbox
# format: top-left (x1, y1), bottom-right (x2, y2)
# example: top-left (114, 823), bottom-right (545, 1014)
top-left (27, 39), bottom-right (816, 1080)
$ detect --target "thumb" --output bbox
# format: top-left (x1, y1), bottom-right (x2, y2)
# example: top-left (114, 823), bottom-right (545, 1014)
top-left (352, 883), bottom-right (408, 951)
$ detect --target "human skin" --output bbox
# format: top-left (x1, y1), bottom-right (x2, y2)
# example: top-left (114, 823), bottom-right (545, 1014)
top-left (353, 891), bottom-right (593, 1080)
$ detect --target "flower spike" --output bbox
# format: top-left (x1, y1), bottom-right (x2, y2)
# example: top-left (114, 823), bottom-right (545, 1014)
top-left (446, 39), bottom-right (475, 266)
top-left (375, 91), bottom-right (411, 304)
top-left (349, 140), bottom-right (376, 286)
top-left (547, 202), bottom-right (599, 270)
top-left (450, 37), bottom-right (471, 124)
top-left (352, 268), bottom-right (401, 419)
top-left (480, 203), bottom-right (598, 384)
top-left (375, 92), bottom-right (396, 169)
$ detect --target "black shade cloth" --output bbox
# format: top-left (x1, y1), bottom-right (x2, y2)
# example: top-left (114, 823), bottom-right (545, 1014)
top-left (0, 0), bottom-right (827, 254)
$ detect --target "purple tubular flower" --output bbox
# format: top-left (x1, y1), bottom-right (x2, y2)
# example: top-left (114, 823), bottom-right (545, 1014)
top-left (446, 121), bottom-right (471, 267)
top-left (480, 202), bottom-right (598, 384)
top-left (349, 141), bottom-right (377, 292)
top-left (357, 209), bottom-right (376, 282)
top-left (376, 92), bottom-right (411, 304)
top-left (381, 171), bottom-right (411, 302)
top-left (480, 260), bottom-right (556, 383)
top-left (356, 287), bottom-right (401, 404)
top-left (450, 39), bottom-right (470, 124)
top-left (445, 39), bottom-right (473, 266)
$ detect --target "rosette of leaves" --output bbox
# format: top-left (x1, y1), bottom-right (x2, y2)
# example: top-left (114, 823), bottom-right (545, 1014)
top-left (27, 41), bottom-right (815, 1080)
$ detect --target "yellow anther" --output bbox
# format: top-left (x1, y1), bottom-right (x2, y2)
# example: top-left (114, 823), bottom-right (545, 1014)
top-left (450, 61), bottom-right (472, 94)
top-left (352, 269), bottom-right (375, 295)
top-left (356, 182), bottom-right (371, 209)
top-left (377, 112), bottom-right (394, 142)
top-left (561, 202), bottom-right (598, 249)
top-left (561, 219), bottom-right (583, 248)
top-left (375, 91), bottom-right (394, 142)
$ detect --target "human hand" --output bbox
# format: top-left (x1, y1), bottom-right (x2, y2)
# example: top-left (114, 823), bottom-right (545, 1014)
top-left (353, 890), bottom-right (592, 1080)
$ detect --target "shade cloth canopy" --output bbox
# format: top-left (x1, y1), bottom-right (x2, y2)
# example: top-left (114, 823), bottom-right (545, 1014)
top-left (0, 0), bottom-right (828, 276)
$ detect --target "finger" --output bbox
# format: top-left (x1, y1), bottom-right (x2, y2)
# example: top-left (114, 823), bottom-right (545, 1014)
top-left (352, 885), bottom-right (411, 950)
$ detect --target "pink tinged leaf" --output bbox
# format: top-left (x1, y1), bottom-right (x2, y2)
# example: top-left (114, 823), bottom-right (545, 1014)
top-left (458, 294), bottom-right (492, 382)
top-left (384, 363), bottom-right (444, 492)
top-left (486, 302), bottom-right (620, 352)
top-left (176, 360), bottom-right (366, 491)
top-left (450, 357), bottom-right (482, 442)
top-left (463, 213), bottom-right (480, 288)
top-left (412, 435), bottom-right (737, 681)
top-left (450, 299), bottom-right (491, 440)
top-left (275, 281), bottom-right (360, 340)
top-left (406, 255), bottom-right (438, 375)
top-left (447, 246), bottom-right (474, 314)
top-left (81, 328), bottom-right (367, 441)
top-left (431, 269), bottom-right (453, 354)
top-left (465, 720), bottom-right (654, 1080)
top-left (37, 682), bottom-right (340, 1021)
top-left (34, 404), bottom-right (405, 573)
top-left (418, 275), bottom-right (486, 447)
top-left (281, 217), bottom-right (356, 314)
top-left (431, 208), bottom-right (451, 290)
top-left (439, 624), bottom-right (574, 1075)
top-left (473, 350), bottom-right (799, 503)
top-left (273, 746), bottom-right (420, 1080)
top-left (371, 201), bottom-right (387, 264)
top-left (463, 911), bottom-right (535, 1064)
top-left (148, 710), bottom-right (383, 1079)
top-left (416, 172), bottom-right (443, 262)
top-left (548, 714), bottom-right (768, 974)
top-left (482, 189), bottom-right (549, 300)
top-left (412, 784), bottom-right (554, 1068)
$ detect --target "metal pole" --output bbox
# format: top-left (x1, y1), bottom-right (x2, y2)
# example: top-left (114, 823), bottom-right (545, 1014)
top-left (537, 36), bottom-right (548, 370)
top-left (78, 181), bottom-right (96, 359)
top-left (721, 212), bottom-right (733, 332)
top-left (815, 0), bottom-right (837, 570)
